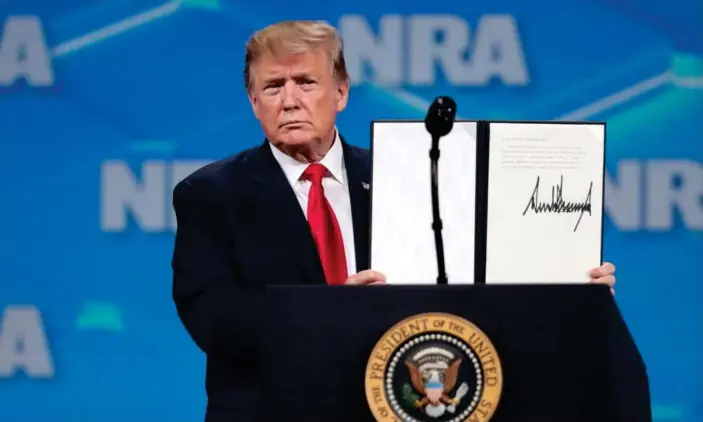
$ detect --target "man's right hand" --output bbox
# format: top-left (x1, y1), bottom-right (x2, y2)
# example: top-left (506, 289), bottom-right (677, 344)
top-left (344, 270), bottom-right (386, 285)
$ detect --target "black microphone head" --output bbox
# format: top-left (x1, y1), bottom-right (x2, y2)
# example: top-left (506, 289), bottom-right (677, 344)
top-left (424, 96), bottom-right (457, 138)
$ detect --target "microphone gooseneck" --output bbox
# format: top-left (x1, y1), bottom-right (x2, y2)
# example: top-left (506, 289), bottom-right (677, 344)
top-left (424, 96), bottom-right (457, 286)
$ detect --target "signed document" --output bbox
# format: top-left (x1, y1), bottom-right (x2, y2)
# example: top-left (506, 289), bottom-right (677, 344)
top-left (485, 122), bottom-right (605, 283)
top-left (370, 121), bottom-right (477, 285)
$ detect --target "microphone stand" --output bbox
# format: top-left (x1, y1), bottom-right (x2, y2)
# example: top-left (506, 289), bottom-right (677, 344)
top-left (429, 136), bottom-right (448, 285)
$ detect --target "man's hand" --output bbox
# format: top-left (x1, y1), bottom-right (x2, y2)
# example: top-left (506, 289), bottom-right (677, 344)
top-left (588, 262), bottom-right (616, 295)
top-left (344, 270), bottom-right (386, 285)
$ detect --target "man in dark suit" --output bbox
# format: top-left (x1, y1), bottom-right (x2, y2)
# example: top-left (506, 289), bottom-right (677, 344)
top-left (171, 20), bottom-right (617, 422)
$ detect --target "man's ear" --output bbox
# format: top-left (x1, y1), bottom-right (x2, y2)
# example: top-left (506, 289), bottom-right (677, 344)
top-left (335, 78), bottom-right (350, 112)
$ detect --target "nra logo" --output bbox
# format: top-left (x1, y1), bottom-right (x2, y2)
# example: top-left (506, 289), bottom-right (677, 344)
top-left (339, 14), bottom-right (529, 86)
top-left (0, 16), bottom-right (54, 87)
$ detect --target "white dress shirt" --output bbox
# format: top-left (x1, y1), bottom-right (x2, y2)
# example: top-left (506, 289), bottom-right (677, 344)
top-left (269, 132), bottom-right (357, 277)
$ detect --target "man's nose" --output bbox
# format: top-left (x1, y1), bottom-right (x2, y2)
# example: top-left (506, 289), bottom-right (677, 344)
top-left (281, 81), bottom-right (299, 110)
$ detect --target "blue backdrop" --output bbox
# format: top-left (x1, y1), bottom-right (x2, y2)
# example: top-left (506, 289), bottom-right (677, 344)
top-left (0, 0), bottom-right (701, 420)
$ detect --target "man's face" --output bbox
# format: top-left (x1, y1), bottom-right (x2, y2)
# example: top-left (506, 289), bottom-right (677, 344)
top-left (248, 50), bottom-right (349, 151)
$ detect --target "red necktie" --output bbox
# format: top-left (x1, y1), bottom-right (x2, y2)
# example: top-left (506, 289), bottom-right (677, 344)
top-left (302, 163), bottom-right (348, 285)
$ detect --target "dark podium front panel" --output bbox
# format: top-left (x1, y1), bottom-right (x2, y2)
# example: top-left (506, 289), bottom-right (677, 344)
top-left (260, 284), bottom-right (651, 422)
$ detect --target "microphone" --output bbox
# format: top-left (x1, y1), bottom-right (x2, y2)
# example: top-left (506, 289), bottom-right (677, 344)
top-left (424, 96), bottom-right (457, 286)
top-left (425, 96), bottom-right (457, 140)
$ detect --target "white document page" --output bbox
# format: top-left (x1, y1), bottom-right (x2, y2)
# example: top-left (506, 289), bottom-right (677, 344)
top-left (485, 122), bottom-right (605, 283)
top-left (371, 121), bottom-right (477, 285)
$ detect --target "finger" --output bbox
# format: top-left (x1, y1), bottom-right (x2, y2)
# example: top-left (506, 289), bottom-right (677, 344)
top-left (588, 262), bottom-right (615, 278)
top-left (344, 272), bottom-right (363, 285)
top-left (589, 275), bottom-right (615, 287)
top-left (345, 270), bottom-right (386, 285)
top-left (363, 270), bottom-right (386, 281)
top-left (350, 270), bottom-right (385, 284)
top-left (348, 277), bottom-right (381, 286)
top-left (588, 263), bottom-right (609, 278)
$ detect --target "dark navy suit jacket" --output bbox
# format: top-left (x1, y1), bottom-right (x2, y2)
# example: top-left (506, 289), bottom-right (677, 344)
top-left (171, 139), bottom-right (371, 422)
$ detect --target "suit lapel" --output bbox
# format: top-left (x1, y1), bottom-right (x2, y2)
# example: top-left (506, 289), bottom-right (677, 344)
top-left (247, 142), bottom-right (326, 285)
top-left (342, 140), bottom-right (371, 272)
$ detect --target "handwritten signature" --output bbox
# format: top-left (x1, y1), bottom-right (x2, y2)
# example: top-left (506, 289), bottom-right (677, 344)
top-left (522, 175), bottom-right (593, 232)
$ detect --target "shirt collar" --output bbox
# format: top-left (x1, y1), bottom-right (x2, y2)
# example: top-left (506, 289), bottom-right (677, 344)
top-left (269, 129), bottom-right (346, 185)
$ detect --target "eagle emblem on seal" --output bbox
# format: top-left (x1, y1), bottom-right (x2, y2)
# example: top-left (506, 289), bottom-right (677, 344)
top-left (403, 346), bottom-right (470, 419)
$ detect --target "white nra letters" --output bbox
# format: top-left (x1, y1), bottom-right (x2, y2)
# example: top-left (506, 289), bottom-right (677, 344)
top-left (339, 14), bottom-right (529, 86)
top-left (1, 13), bottom-right (526, 88)
top-left (100, 160), bottom-right (211, 232)
top-left (0, 306), bottom-right (54, 378)
top-left (0, 16), bottom-right (54, 87)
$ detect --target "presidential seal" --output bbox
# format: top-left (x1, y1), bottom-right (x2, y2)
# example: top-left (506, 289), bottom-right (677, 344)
top-left (365, 313), bottom-right (503, 422)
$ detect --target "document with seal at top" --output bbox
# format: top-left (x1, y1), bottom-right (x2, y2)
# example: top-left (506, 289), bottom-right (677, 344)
top-left (484, 122), bottom-right (605, 284)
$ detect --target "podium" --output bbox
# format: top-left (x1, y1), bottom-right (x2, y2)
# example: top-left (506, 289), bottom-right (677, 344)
top-left (260, 284), bottom-right (651, 422)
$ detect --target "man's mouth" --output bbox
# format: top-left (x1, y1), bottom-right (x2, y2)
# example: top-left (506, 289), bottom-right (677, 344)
top-left (280, 121), bottom-right (308, 128)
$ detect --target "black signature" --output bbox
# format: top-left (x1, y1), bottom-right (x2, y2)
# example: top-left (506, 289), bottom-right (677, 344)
top-left (522, 175), bottom-right (593, 232)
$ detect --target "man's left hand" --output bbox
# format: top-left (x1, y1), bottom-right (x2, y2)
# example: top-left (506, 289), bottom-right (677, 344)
top-left (588, 262), bottom-right (616, 295)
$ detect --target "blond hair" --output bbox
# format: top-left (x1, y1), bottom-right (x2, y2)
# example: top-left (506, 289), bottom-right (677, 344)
top-left (244, 20), bottom-right (349, 92)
